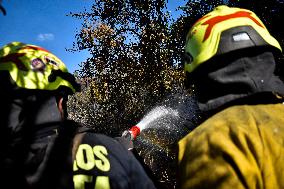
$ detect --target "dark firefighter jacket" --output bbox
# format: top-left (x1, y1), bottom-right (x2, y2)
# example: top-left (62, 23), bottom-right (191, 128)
top-left (0, 115), bottom-right (156, 189)
top-left (178, 50), bottom-right (284, 189)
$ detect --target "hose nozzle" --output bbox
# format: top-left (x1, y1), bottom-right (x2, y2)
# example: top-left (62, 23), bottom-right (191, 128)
top-left (121, 125), bottom-right (141, 140)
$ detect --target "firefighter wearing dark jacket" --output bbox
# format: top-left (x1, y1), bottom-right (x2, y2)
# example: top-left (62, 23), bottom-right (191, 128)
top-left (0, 42), bottom-right (156, 189)
top-left (178, 5), bottom-right (284, 189)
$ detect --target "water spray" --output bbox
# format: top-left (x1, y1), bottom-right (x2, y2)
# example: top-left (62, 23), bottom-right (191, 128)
top-left (120, 93), bottom-right (197, 188)
top-left (121, 106), bottom-right (180, 142)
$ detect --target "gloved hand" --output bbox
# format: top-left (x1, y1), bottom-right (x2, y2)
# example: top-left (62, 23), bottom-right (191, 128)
top-left (115, 131), bottom-right (134, 151)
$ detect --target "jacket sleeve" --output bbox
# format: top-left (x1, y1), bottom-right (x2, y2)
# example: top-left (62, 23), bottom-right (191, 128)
top-left (72, 132), bottom-right (156, 189)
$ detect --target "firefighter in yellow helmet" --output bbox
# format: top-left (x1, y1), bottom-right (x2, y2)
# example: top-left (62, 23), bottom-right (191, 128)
top-left (0, 42), bottom-right (156, 189)
top-left (178, 5), bottom-right (284, 189)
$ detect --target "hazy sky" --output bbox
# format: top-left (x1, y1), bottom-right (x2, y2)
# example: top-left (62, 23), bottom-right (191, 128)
top-left (0, 0), bottom-right (186, 73)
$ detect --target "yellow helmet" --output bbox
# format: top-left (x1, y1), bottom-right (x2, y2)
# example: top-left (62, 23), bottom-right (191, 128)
top-left (0, 42), bottom-right (80, 94)
top-left (184, 5), bottom-right (282, 73)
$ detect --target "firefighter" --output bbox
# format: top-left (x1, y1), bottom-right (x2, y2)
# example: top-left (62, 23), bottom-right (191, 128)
top-left (0, 42), bottom-right (156, 189)
top-left (178, 5), bottom-right (284, 189)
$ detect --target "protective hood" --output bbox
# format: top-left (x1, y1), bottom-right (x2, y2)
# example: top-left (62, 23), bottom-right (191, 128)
top-left (192, 50), bottom-right (284, 113)
top-left (0, 92), bottom-right (63, 158)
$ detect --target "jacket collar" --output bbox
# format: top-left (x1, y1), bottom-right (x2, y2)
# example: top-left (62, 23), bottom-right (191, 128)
top-left (193, 50), bottom-right (284, 113)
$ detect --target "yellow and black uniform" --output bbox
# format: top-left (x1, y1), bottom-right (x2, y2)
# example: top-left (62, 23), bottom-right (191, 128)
top-left (178, 5), bottom-right (284, 189)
